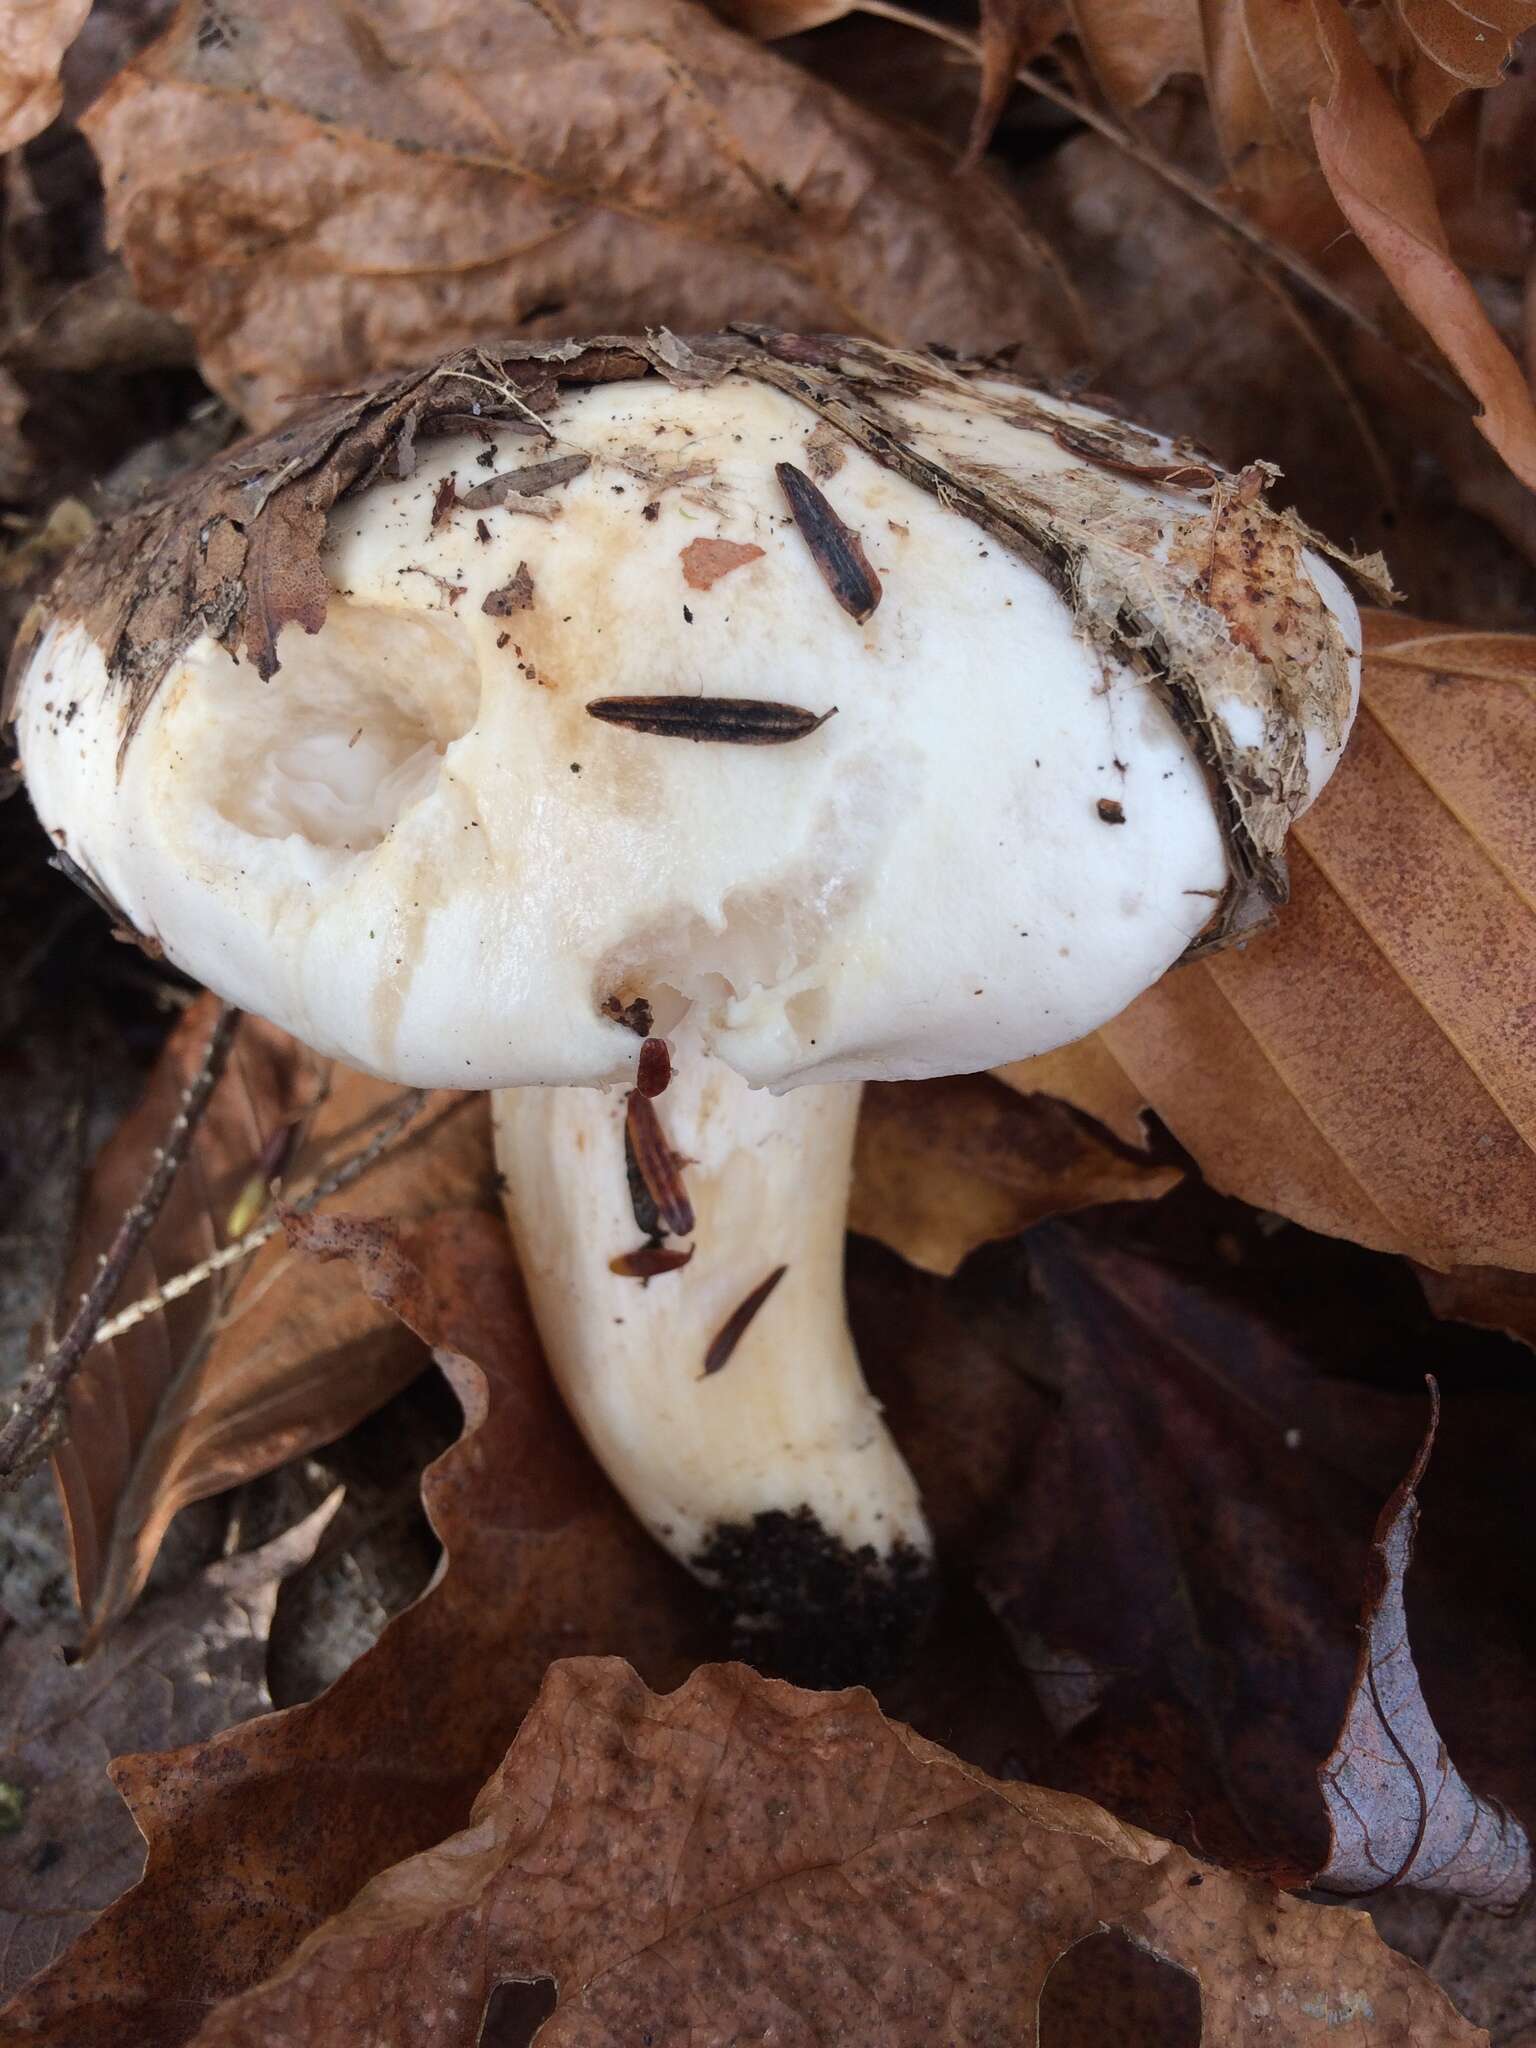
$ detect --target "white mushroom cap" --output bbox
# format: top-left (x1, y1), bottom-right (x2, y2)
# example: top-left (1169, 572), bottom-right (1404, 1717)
top-left (13, 348), bottom-right (1363, 1095)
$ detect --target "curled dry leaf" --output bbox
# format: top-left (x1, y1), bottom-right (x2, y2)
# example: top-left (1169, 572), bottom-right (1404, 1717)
top-left (0, 0), bottom-right (90, 153)
top-left (1417, 1262), bottom-right (1536, 1354)
top-left (980, 1222), bottom-right (1421, 1875)
top-left (1317, 1392), bottom-right (1533, 1911)
top-left (187, 1658), bottom-right (1481, 2047)
top-left (0, 1493), bottom-right (339, 2001)
top-left (1309, 1), bottom-right (1536, 494)
top-left (49, 995), bottom-right (496, 1644)
top-left (0, 1211), bottom-right (708, 2047)
top-left (1000, 617), bottom-right (1536, 1273)
top-left (84, 0), bottom-right (1082, 427)
top-left (850, 1073), bottom-right (1180, 1277)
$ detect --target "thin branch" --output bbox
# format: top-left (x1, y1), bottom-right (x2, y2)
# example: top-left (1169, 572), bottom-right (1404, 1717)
top-left (86, 1084), bottom-right (440, 1349)
top-left (856, 0), bottom-right (1467, 408)
top-left (0, 1003), bottom-right (242, 1486)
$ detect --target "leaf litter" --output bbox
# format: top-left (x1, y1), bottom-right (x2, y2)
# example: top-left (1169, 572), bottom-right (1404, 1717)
top-left (4, 0), bottom-right (1536, 2038)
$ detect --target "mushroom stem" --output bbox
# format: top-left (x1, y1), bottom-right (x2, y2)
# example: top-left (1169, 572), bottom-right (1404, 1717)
top-left (491, 1020), bottom-right (934, 1684)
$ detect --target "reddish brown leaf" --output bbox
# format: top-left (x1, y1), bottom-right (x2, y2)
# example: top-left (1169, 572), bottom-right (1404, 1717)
top-left (678, 536), bottom-right (765, 590)
top-left (1310, 0), bottom-right (1536, 492)
top-left (188, 1659), bottom-right (1481, 2047)
top-left (84, 0), bottom-right (1082, 427)
top-left (635, 1037), bottom-right (671, 1098)
top-left (624, 1090), bottom-right (695, 1236)
top-left (50, 997), bottom-right (495, 1642)
top-left (1000, 618), bottom-right (1536, 1273)
top-left (0, 1495), bottom-right (338, 1999)
top-left (1317, 1391), bottom-right (1533, 1909)
top-left (851, 1074), bottom-right (1179, 1277)
top-left (0, 1211), bottom-right (708, 2045)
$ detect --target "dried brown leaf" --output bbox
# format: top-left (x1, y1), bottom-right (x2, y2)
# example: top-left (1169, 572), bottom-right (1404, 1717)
top-left (0, 0), bottom-right (90, 152)
top-left (850, 1073), bottom-right (1180, 1277)
top-left (1417, 1263), bottom-right (1536, 1354)
top-left (1310, 0), bottom-right (1536, 491)
top-left (0, 1494), bottom-right (338, 1999)
top-left (84, 0), bottom-right (1082, 428)
top-left (0, 1210), bottom-right (708, 2046)
top-left (980, 1222), bottom-right (1426, 1875)
top-left (1317, 1393), bottom-right (1533, 1909)
top-left (187, 1658), bottom-right (1481, 2047)
top-left (1001, 616), bottom-right (1536, 1273)
top-left (51, 997), bottom-right (495, 1642)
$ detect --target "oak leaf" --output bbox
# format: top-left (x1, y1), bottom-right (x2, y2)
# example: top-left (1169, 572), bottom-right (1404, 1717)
top-left (0, 1210), bottom-right (709, 2046)
top-left (50, 997), bottom-right (496, 1643)
top-left (0, 1492), bottom-right (338, 1999)
top-left (84, 0), bottom-right (1083, 428)
top-left (1000, 617), bottom-right (1536, 1273)
top-left (187, 1657), bottom-right (1483, 2047)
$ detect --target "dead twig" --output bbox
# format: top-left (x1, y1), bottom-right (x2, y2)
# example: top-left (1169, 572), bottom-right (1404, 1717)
top-left (0, 1002), bottom-right (242, 1486)
top-left (85, 1084), bottom-right (442, 1351)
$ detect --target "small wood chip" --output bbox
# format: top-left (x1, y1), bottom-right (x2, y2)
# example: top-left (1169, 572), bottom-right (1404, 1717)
top-left (804, 421), bottom-right (847, 481)
top-left (625, 1090), bottom-right (694, 1237)
top-left (610, 1242), bottom-right (695, 1280)
top-left (430, 474), bottom-right (458, 529)
top-left (1097, 798), bottom-right (1127, 824)
top-left (775, 462), bottom-right (882, 623)
top-left (704, 1266), bottom-right (788, 1377)
top-left (482, 562), bottom-right (536, 616)
top-left (680, 537), bottom-right (765, 591)
top-left (603, 994), bottom-right (653, 1037)
top-left (636, 1037), bottom-right (671, 1098)
top-left (587, 697), bottom-right (835, 744)
top-left (1051, 422), bottom-right (1217, 492)
top-left (459, 453), bottom-right (591, 509)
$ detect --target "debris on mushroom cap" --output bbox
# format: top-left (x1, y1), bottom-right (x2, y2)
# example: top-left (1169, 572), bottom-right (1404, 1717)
top-left (8, 332), bottom-right (1383, 1094)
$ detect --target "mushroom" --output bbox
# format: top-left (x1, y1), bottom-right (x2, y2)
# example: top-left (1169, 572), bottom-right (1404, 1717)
top-left (7, 333), bottom-right (1381, 1683)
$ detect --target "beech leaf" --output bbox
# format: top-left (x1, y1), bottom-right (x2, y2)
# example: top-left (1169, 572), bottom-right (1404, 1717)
top-left (1000, 616), bottom-right (1536, 1274)
top-left (0, 1211), bottom-right (708, 2046)
top-left (187, 1657), bottom-right (1481, 2047)
top-left (1316, 1389), bottom-right (1533, 1910)
top-left (1309, 0), bottom-right (1536, 493)
top-left (50, 997), bottom-right (495, 1643)
top-left (84, 0), bottom-right (1084, 428)
top-left (0, 1491), bottom-right (339, 1999)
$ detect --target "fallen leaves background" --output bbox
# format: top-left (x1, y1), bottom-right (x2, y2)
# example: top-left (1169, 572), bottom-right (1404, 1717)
top-left (3, 0), bottom-right (1536, 2040)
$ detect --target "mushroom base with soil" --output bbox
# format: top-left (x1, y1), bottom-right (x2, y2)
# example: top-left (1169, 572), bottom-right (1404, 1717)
top-left (493, 1017), bottom-right (935, 1687)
